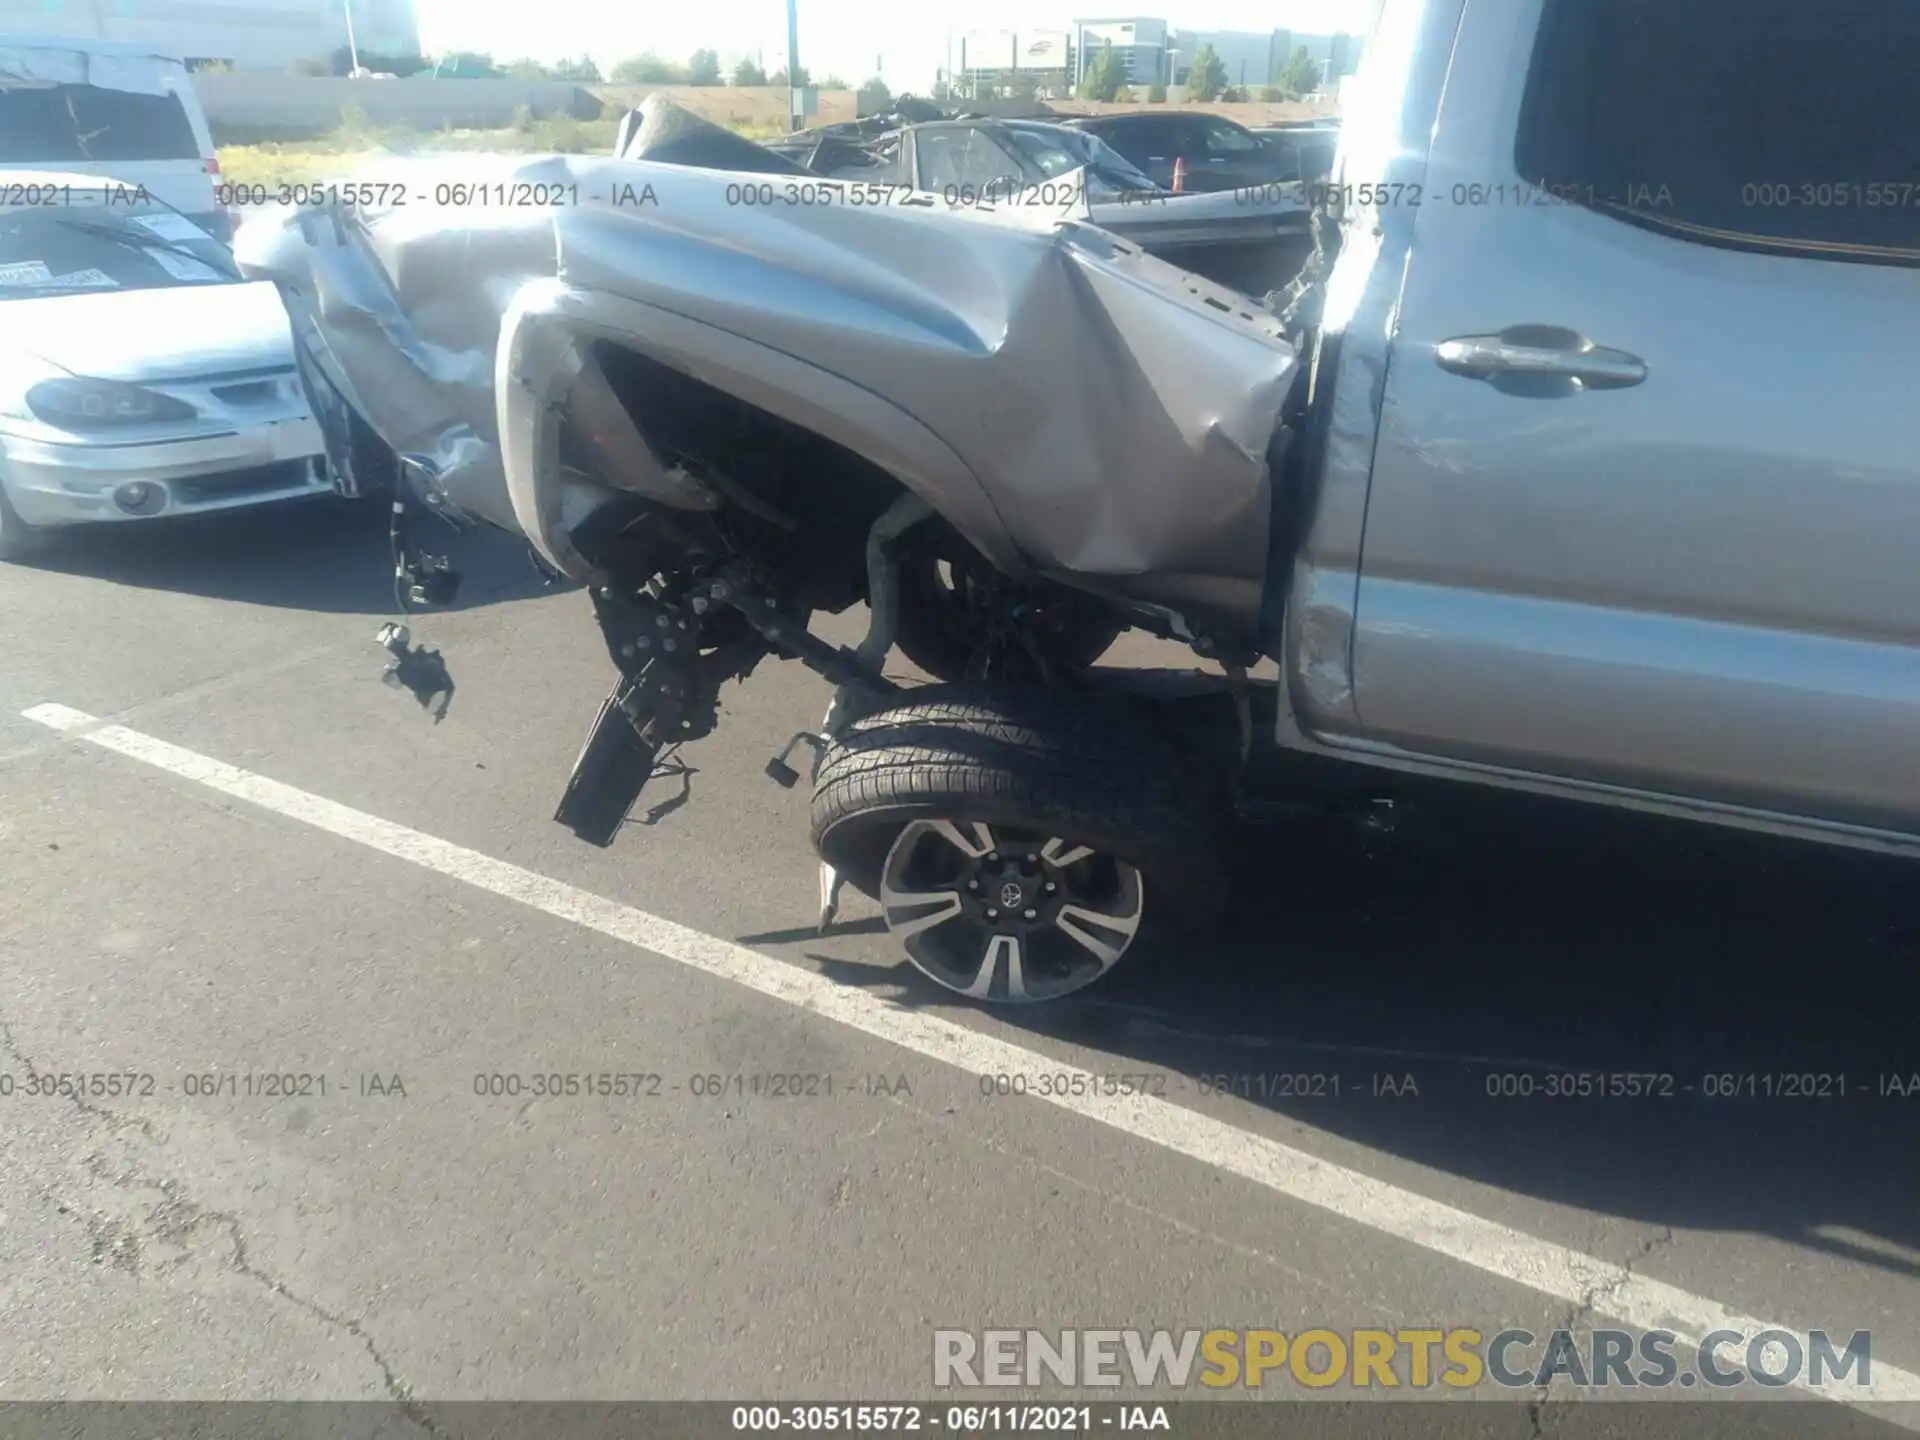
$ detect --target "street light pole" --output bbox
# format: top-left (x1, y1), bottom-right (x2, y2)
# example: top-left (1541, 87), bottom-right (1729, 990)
top-left (341, 0), bottom-right (362, 73)
top-left (786, 0), bottom-right (801, 132)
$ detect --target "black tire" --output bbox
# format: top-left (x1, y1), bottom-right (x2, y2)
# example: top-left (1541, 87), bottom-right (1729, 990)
top-left (890, 533), bottom-right (1126, 684)
top-left (811, 684), bottom-right (1231, 997)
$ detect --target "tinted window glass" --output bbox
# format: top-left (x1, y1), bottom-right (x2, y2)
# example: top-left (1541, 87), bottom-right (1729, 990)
top-left (0, 83), bottom-right (200, 163)
top-left (1202, 119), bottom-right (1259, 154)
top-left (1517, 0), bottom-right (1919, 263)
top-left (1093, 118), bottom-right (1175, 162)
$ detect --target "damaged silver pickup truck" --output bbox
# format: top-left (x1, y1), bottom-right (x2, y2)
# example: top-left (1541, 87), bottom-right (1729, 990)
top-left (237, 0), bottom-right (1920, 1003)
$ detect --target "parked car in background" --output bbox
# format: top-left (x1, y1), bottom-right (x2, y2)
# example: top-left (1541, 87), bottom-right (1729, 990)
top-left (0, 174), bottom-right (329, 559)
top-left (1063, 111), bottom-right (1307, 193)
top-left (1252, 120), bottom-right (1341, 183)
top-left (768, 117), bottom-right (1163, 204)
top-left (0, 35), bottom-right (233, 244)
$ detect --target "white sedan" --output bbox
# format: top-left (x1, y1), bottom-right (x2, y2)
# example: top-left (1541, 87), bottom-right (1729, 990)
top-left (0, 171), bottom-right (328, 559)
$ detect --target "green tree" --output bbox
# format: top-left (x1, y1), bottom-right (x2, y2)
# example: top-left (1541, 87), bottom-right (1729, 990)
top-left (611, 52), bottom-right (686, 84)
top-left (1281, 45), bottom-right (1321, 97)
top-left (856, 76), bottom-right (891, 112)
top-left (731, 56), bottom-right (768, 86)
top-left (686, 49), bottom-right (722, 85)
top-left (1077, 45), bottom-right (1127, 103)
top-left (552, 55), bottom-right (601, 81)
top-left (1146, 80), bottom-right (1168, 102)
top-left (1186, 44), bottom-right (1228, 102)
top-left (504, 57), bottom-right (552, 80)
top-left (1221, 84), bottom-right (1245, 102)
top-left (769, 64), bottom-right (811, 87)
top-left (818, 74), bottom-right (851, 90)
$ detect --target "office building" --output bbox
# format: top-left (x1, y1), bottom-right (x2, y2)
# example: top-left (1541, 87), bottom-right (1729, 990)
top-left (957, 27), bottom-right (1076, 97)
top-left (1071, 17), bottom-right (1170, 88)
top-left (1173, 29), bottom-right (1288, 88)
top-left (0, 0), bottom-right (422, 71)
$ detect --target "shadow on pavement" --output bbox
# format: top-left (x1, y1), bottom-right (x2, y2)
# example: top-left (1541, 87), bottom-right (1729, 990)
top-left (817, 780), bottom-right (1920, 1289)
top-left (20, 496), bottom-right (568, 615)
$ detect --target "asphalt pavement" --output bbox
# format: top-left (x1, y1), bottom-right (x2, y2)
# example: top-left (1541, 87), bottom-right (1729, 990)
top-left (0, 500), bottom-right (1915, 1437)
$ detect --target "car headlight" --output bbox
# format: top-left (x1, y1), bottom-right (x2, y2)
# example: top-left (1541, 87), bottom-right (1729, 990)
top-left (24, 378), bottom-right (197, 429)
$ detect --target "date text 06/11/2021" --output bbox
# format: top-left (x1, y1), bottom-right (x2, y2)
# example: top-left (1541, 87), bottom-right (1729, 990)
top-left (728, 1404), bottom-right (1171, 1432)
top-left (0, 1072), bottom-right (405, 1099)
top-left (214, 181), bottom-right (663, 210)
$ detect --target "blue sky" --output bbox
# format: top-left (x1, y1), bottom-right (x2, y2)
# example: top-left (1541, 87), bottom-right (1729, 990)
top-left (413, 0), bottom-right (1379, 91)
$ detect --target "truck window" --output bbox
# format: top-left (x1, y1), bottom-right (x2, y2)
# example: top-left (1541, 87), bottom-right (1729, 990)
top-left (1515, 0), bottom-right (1918, 266)
top-left (0, 83), bottom-right (201, 164)
top-left (917, 130), bottom-right (1026, 193)
top-left (1098, 117), bottom-right (1174, 163)
top-left (1201, 119), bottom-right (1259, 155)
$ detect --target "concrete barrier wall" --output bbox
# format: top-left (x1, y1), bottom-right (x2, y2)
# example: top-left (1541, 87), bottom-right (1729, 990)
top-left (194, 75), bottom-right (602, 138)
top-left (590, 86), bottom-right (861, 129)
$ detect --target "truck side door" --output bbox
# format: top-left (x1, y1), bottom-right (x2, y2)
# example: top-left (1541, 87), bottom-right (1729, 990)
top-left (1350, 0), bottom-right (1920, 832)
top-left (1095, 117), bottom-right (1181, 190)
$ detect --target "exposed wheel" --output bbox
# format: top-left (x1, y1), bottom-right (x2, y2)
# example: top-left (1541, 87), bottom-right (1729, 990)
top-left (0, 479), bottom-right (48, 562)
top-left (810, 685), bottom-right (1230, 1003)
top-left (891, 527), bottom-right (1125, 684)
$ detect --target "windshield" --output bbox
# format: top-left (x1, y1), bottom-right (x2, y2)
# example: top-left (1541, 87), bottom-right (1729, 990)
top-left (1001, 127), bottom-right (1161, 194)
top-left (0, 199), bottom-right (238, 299)
top-left (0, 82), bottom-right (200, 163)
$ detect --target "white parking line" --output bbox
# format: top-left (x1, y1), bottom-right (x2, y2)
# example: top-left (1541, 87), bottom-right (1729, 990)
top-left (23, 700), bottom-right (1920, 1419)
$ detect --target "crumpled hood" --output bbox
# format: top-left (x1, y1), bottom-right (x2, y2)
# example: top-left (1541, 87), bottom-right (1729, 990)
top-left (237, 151), bottom-right (1298, 630)
top-left (5, 281), bottom-right (298, 382)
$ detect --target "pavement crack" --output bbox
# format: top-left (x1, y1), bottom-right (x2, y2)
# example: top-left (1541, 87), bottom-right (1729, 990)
top-left (1528, 1225), bottom-right (1677, 1440)
top-left (0, 1016), bottom-right (161, 1141)
top-left (217, 1215), bottom-right (447, 1436)
top-left (1570, 1223), bottom-right (1675, 1331)
top-left (0, 1015), bottom-right (442, 1435)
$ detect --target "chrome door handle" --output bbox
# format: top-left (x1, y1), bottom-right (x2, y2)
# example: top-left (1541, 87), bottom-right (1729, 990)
top-left (1436, 330), bottom-right (1648, 389)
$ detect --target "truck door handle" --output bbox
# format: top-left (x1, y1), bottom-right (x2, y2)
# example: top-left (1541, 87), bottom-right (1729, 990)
top-left (1436, 328), bottom-right (1647, 389)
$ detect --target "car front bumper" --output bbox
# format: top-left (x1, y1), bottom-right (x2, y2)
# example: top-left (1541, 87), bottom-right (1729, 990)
top-left (0, 417), bottom-right (329, 528)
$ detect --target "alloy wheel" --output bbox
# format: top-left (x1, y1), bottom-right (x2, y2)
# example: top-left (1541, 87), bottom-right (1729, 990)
top-left (879, 819), bottom-right (1145, 1002)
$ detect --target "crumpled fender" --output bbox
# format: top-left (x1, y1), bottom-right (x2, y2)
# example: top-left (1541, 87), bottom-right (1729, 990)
top-left (236, 150), bottom-right (1299, 635)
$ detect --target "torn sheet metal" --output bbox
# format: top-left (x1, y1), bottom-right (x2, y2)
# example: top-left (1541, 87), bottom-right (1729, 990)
top-left (235, 149), bottom-right (1298, 630)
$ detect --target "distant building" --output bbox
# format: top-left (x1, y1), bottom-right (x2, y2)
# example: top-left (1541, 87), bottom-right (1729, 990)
top-left (1172, 26), bottom-right (1365, 93)
top-left (1173, 29), bottom-right (1287, 89)
top-left (958, 27), bottom-right (1076, 98)
top-left (1326, 32), bottom-right (1356, 83)
top-left (1071, 17), bottom-right (1170, 89)
top-left (0, 0), bottom-right (422, 71)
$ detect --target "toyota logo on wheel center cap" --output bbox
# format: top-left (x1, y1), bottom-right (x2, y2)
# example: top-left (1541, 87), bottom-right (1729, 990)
top-left (999, 881), bottom-right (1026, 909)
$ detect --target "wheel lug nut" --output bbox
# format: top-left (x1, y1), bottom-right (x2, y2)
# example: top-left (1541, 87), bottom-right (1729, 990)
top-left (1023, 908), bottom-right (1037, 920)
top-left (987, 852), bottom-right (1000, 863)
top-left (986, 908), bottom-right (999, 920)
top-left (1044, 881), bottom-right (1057, 893)
top-left (966, 880), bottom-right (979, 891)
top-left (1026, 854), bottom-right (1038, 863)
